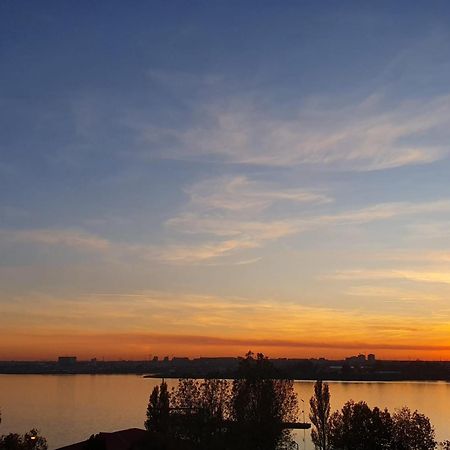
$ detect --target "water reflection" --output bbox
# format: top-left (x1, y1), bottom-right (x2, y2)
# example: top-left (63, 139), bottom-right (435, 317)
top-left (0, 375), bottom-right (448, 449)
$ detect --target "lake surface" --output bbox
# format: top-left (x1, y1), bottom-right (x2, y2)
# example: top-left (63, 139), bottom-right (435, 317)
top-left (0, 375), bottom-right (449, 449)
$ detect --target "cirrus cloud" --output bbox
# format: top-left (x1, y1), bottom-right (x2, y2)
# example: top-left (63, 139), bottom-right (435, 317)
top-left (137, 93), bottom-right (450, 171)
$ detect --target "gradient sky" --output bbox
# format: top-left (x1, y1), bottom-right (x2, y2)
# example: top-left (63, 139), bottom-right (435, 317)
top-left (2, 1), bottom-right (450, 360)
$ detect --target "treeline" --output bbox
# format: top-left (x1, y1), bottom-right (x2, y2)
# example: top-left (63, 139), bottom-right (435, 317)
top-left (0, 412), bottom-right (47, 450)
top-left (144, 352), bottom-right (298, 450)
top-left (144, 352), bottom-right (449, 450)
top-left (1, 352), bottom-right (448, 450)
top-left (310, 381), bottom-right (449, 450)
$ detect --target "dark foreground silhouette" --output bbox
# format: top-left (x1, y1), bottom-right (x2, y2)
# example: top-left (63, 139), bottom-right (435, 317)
top-left (1, 353), bottom-right (449, 450)
top-left (140, 353), bottom-right (449, 450)
top-left (309, 380), bottom-right (450, 450)
top-left (144, 352), bottom-right (300, 450)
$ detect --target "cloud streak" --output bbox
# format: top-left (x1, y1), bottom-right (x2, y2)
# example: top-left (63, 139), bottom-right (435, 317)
top-left (139, 93), bottom-right (450, 171)
top-left (2, 290), bottom-right (449, 359)
top-left (0, 228), bottom-right (111, 252)
top-left (185, 175), bottom-right (331, 213)
top-left (165, 180), bottom-right (450, 261)
top-left (331, 269), bottom-right (450, 285)
top-left (3, 192), bottom-right (450, 266)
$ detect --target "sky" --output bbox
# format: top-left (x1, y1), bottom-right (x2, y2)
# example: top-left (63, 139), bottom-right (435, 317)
top-left (1, 1), bottom-right (450, 361)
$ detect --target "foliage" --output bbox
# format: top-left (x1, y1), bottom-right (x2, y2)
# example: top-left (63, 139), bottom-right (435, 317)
top-left (0, 430), bottom-right (47, 450)
top-left (310, 380), bottom-right (331, 450)
top-left (328, 400), bottom-right (392, 450)
top-left (327, 401), bottom-right (436, 450)
top-left (144, 381), bottom-right (170, 434)
top-left (169, 378), bottom-right (230, 448)
top-left (143, 359), bottom-right (444, 450)
top-left (391, 407), bottom-right (436, 450)
top-left (144, 352), bottom-right (299, 450)
top-left (229, 352), bottom-right (298, 450)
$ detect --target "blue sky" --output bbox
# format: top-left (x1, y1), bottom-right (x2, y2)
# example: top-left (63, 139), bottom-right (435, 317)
top-left (2, 1), bottom-right (450, 359)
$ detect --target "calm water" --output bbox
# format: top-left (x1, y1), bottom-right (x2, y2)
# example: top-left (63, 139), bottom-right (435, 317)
top-left (0, 375), bottom-right (449, 449)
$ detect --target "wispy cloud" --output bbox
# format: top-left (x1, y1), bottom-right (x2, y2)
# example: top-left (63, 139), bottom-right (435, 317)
top-left (315, 200), bottom-right (450, 226)
top-left (184, 175), bottom-right (331, 213)
top-left (165, 179), bottom-right (450, 262)
top-left (151, 240), bottom-right (260, 263)
top-left (0, 228), bottom-right (111, 252)
top-left (2, 290), bottom-right (449, 359)
top-left (138, 93), bottom-right (450, 171)
top-left (331, 269), bottom-right (450, 285)
top-left (162, 175), bottom-right (327, 262)
top-left (344, 285), bottom-right (445, 307)
top-left (2, 198), bottom-right (450, 265)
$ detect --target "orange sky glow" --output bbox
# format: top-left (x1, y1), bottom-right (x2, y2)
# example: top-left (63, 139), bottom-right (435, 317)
top-left (3, 3), bottom-right (450, 363)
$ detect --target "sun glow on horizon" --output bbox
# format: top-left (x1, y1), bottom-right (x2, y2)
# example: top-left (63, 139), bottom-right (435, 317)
top-left (2, 2), bottom-right (450, 363)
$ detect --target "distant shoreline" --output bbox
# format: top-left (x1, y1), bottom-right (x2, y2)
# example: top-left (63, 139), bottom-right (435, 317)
top-left (1, 358), bottom-right (449, 381)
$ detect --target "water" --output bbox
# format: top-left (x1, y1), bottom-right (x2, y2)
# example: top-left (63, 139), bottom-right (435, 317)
top-left (0, 375), bottom-right (448, 449)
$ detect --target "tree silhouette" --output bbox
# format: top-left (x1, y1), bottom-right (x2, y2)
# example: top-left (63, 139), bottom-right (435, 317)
top-left (369, 407), bottom-right (394, 450)
top-left (169, 378), bottom-right (230, 448)
top-left (327, 401), bottom-right (436, 450)
top-left (328, 400), bottom-right (392, 450)
top-left (0, 429), bottom-right (47, 450)
top-left (144, 380), bottom-right (170, 434)
top-left (310, 380), bottom-right (330, 450)
top-left (152, 352), bottom-right (299, 450)
top-left (230, 352), bottom-right (298, 450)
top-left (391, 407), bottom-right (436, 450)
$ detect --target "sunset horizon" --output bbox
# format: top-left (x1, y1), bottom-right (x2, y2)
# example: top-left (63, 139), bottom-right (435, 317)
top-left (2, 3), bottom-right (450, 448)
top-left (2, 2), bottom-right (450, 366)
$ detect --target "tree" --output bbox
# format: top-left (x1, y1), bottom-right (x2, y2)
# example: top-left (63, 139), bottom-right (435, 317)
top-left (197, 378), bottom-right (230, 423)
top-left (170, 378), bottom-right (230, 449)
top-left (328, 400), bottom-right (392, 450)
top-left (230, 352), bottom-right (298, 450)
top-left (145, 380), bottom-right (170, 434)
top-left (142, 352), bottom-right (302, 450)
top-left (327, 400), bottom-right (436, 450)
top-left (369, 407), bottom-right (394, 450)
top-left (391, 407), bottom-right (436, 450)
top-left (0, 430), bottom-right (47, 450)
top-left (310, 380), bottom-right (330, 450)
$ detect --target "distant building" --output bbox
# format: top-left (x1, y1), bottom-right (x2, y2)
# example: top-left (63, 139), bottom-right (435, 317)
top-left (172, 357), bottom-right (190, 367)
top-left (58, 356), bottom-right (77, 367)
top-left (345, 354), bottom-right (366, 365)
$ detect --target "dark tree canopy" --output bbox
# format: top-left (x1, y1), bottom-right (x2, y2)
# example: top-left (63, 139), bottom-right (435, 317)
top-left (143, 352), bottom-right (299, 450)
top-left (143, 359), bottom-right (443, 450)
top-left (310, 380), bottom-right (331, 450)
top-left (169, 378), bottom-right (230, 448)
top-left (230, 352), bottom-right (298, 450)
top-left (144, 381), bottom-right (170, 434)
top-left (0, 430), bottom-right (47, 450)
top-left (328, 400), bottom-right (392, 450)
top-left (327, 401), bottom-right (436, 450)
top-left (391, 407), bottom-right (436, 450)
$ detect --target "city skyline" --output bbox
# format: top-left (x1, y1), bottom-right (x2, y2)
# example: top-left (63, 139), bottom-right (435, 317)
top-left (1, 2), bottom-right (450, 360)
